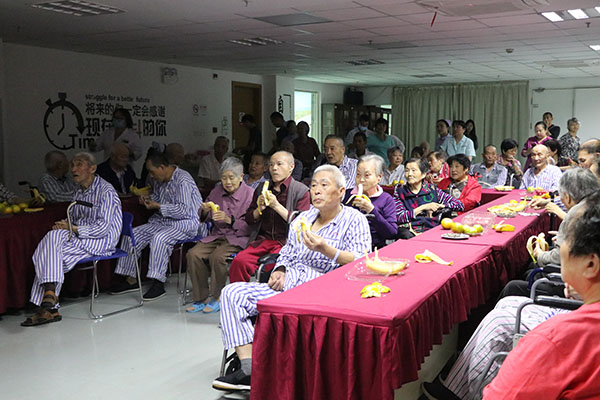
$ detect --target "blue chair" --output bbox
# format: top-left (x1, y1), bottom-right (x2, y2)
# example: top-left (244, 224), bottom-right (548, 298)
top-left (75, 211), bottom-right (143, 319)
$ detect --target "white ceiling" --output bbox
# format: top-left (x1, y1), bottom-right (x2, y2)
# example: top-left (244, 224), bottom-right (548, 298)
top-left (2, 0), bottom-right (600, 85)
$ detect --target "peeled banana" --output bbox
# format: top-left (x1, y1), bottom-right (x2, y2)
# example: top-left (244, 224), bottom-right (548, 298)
top-left (295, 216), bottom-right (312, 242)
top-left (526, 233), bottom-right (549, 263)
top-left (346, 184), bottom-right (372, 206)
top-left (130, 184), bottom-right (151, 196)
top-left (414, 249), bottom-right (453, 266)
top-left (492, 223), bottom-right (515, 232)
top-left (205, 201), bottom-right (220, 213)
top-left (360, 282), bottom-right (391, 298)
top-left (31, 187), bottom-right (46, 205)
top-left (365, 248), bottom-right (407, 275)
top-left (488, 200), bottom-right (528, 215)
top-left (257, 181), bottom-right (272, 215)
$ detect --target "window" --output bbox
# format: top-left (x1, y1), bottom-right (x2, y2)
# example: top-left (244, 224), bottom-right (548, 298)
top-left (295, 90), bottom-right (321, 145)
top-left (381, 104), bottom-right (392, 133)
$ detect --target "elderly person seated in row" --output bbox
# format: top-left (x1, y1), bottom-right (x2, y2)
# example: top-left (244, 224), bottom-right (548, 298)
top-left (38, 150), bottom-right (77, 202)
top-left (21, 152), bottom-right (122, 326)
top-left (111, 151), bottom-right (202, 301)
top-left (96, 142), bottom-right (138, 195)
top-left (438, 154), bottom-right (482, 213)
top-left (394, 158), bottom-right (464, 239)
top-left (422, 169), bottom-right (599, 400)
top-left (520, 145), bottom-right (563, 204)
top-left (347, 131), bottom-right (373, 160)
top-left (185, 158), bottom-right (254, 314)
top-left (344, 155), bottom-right (397, 249)
top-left (497, 139), bottom-right (523, 187)
top-left (381, 146), bottom-right (404, 186)
top-left (280, 141), bottom-right (303, 181)
top-left (470, 145), bottom-right (507, 188)
top-left (228, 151), bottom-right (310, 283)
top-left (484, 191), bottom-right (600, 399)
top-left (425, 151), bottom-right (449, 185)
top-left (198, 136), bottom-right (230, 197)
top-left (310, 135), bottom-right (358, 189)
top-left (212, 165), bottom-right (372, 392)
top-left (242, 152), bottom-right (268, 190)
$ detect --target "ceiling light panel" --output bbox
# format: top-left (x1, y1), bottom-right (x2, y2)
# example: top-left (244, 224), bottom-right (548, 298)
top-left (31, 0), bottom-right (124, 16)
top-left (567, 9), bottom-right (589, 20)
top-left (590, 45), bottom-right (600, 51)
top-left (254, 13), bottom-right (331, 27)
top-left (541, 12), bottom-right (563, 22)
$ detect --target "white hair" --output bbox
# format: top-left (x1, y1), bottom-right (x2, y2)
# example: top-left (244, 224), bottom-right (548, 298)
top-left (313, 164), bottom-right (346, 189)
top-left (558, 167), bottom-right (599, 202)
top-left (273, 150), bottom-right (294, 166)
top-left (73, 152), bottom-right (97, 166)
top-left (219, 157), bottom-right (244, 177)
top-left (358, 154), bottom-right (385, 176)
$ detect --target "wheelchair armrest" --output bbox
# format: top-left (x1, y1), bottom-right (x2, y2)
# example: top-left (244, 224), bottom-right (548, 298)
top-left (534, 295), bottom-right (583, 311)
top-left (543, 264), bottom-right (561, 274)
top-left (257, 253), bottom-right (280, 266)
top-left (546, 272), bottom-right (563, 282)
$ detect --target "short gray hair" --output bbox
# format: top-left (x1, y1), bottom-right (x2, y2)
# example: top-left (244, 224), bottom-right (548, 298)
top-left (313, 164), bottom-right (346, 189)
top-left (559, 167), bottom-right (599, 202)
top-left (73, 152), bottom-right (97, 166)
top-left (358, 154), bottom-right (385, 176)
top-left (44, 151), bottom-right (67, 171)
top-left (272, 150), bottom-right (294, 165)
top-left (324, 134), bottom-right (344, 147)
top-left (219, 157), bottom-right (244, 177)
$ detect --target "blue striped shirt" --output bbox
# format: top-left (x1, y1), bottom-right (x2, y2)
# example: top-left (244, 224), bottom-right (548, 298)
top-left (72, 176), bottom-right (122, 256)
top-left (276, 205), bottom-right (371, 290)
top-left (39, 173), bottom-right (77, 203)
top-left (339, 156), bottom-right (358, 189)
top-left (149, 167), bottom-right (202, 234)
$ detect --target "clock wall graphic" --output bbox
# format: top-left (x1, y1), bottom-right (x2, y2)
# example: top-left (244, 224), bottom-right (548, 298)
top-left (43, 92), bottom-right (86, 150)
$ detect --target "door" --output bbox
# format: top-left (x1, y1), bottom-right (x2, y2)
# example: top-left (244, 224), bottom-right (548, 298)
top-left (232, 82), bottom-right (262, 151)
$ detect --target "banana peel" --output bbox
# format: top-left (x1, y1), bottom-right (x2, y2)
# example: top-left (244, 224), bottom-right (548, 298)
top-left (488, 200), bottom-right (528, 215)
top-left (414, 249), bottom-right (453, 266)
top-left (526, 233), bottom-right (549, 263)
top-left (345, 184), bottom-right (372, 206)
top-left (295, 216), bottom-right (312, 242)
top-left (206, 201), bottom-right (220, 213)
top-left (360, 282), bottom-right (391, 298)
top-left (24, 207), bottom-right (44, 213)
top-left (130, 184), bottom-right (151, 196)
top-left (365, 248), bottom-right (407, 275)
top-left (492, 223), bottom-right (515, 232)
top-left (257, 181), bottom-right (272, 215)
top-left (31, 187), bottom-right (46, 205)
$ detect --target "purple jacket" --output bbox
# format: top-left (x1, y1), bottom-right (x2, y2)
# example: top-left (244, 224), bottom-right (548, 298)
top-left (344, 187), bottom-right (398, 249)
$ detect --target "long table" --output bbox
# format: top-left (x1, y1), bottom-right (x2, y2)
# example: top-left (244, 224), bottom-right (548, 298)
top-left (0, 197), bottom-right (151, 314)
top-left (251, 189), bottom-right (549, 400)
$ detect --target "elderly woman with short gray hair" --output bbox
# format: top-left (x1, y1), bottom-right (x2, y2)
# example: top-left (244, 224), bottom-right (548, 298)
top-left (185, 157), bottom-right (254, 314)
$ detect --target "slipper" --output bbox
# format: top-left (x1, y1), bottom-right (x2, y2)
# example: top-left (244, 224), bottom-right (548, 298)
top-left (202, 300), bottom-right (220, 314)
top-left (186, 302), bottom-right (206, 313)
top-left (21, 309), bottom-right (62, 327)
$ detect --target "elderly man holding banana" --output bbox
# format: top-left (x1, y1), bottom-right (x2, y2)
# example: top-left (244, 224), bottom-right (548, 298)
top-left (212, 165), bottom-right (371, 392)
top-left (227, 151), bottom-right (310, 283)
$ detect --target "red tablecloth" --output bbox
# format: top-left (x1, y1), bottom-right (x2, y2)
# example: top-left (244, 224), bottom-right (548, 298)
top-left (0, 197), bottom-right (151, 314)
top-left (252, 242), bottom-right (496, 400)
top-left (480, 188), bottom-right (510, 205)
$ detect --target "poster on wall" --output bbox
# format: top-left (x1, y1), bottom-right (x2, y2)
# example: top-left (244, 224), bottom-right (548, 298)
top-left (43, 91), bottom-right (168, 151)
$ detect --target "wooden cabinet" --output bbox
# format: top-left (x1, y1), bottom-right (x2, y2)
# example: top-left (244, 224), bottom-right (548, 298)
top-left (322, 104), bottom-right (392, 138)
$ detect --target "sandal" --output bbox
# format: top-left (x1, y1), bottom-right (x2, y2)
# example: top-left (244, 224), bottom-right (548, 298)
top-left (185, 302), bottom-right (206, 313)
top-left (21, 308), bottom-right (62, 327)
top-left (202, 300), bottom-right (220, 314)
top-left (41, 290), bottom-right (58, 309)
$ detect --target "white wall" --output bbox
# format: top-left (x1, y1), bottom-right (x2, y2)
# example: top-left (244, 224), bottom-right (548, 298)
top-left (295, 80), bottom-right (346, 104)
top-left (0, 43), bottom-right (344, 190)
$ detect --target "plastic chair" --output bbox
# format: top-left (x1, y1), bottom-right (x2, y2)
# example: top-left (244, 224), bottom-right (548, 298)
top-left (75, 211), bottom-right (143, 319)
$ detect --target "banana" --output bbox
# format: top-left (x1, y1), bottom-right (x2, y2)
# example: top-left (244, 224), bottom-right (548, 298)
top-left (492, 223), bottom-right (515, 232)
top-left (24, 207), bottom-right (44, 213)
top-left (206, 201), bottom-right (220, 213)
top-left (488, 200), bottom-right (528, 215)
top-left (526, 233), bottom-right (549, 263)
top-left (365, 248), bottom-right (407, 275)
top-left (130, 184), bottom-right (151, 197)
top-left (414, 249), bottom-right (453, 266)
top-left (360, 282), bottom-right (391, 298)
top-left (257, 181), bottom-right (272, 215)
top-left (31, 187), bottom-right (46, 205)
top-left (295, 216), bottom-right (312, 242)
top-left (345, 184), bottom-right (372, 206)
top-left (391, 180), bottom-right (405, 185)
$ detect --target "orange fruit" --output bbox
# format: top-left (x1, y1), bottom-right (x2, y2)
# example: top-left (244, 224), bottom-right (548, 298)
top-left (451, 222), bottom-right (464, 234)
top-left (441, 218), bottom-right (453, 230)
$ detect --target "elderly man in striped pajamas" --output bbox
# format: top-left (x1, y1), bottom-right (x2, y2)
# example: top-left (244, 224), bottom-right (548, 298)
top-left (212, 165), bottom-right (372, 392)
top-left (22, 152), bottom-right (122, 326)
top-left (110, 151), bottom-right (202, 300)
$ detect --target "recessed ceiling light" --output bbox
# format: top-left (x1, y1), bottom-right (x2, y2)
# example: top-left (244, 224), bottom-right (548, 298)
top-left (596, 7), bottom-right (600, 14)
top-left (31, 0), bottom-right (123, 16)
top-left (567, 9), bottom-right (588, 19)
top-left (590, 45), bottom-right (600, 51)
top-left (541, 12), bottom-right (563, 22)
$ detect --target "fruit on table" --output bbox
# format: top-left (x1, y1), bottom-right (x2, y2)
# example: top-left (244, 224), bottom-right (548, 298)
top-left (441, 218), bottom-right (453, 230)
top-left (527, 233), bottom-right (549, 263)
top-left (473, 224), bottom-right (484, 233)
top-left (18, 202), bottom-right (29, 209)
top-left (488, 200), bottom-right (528, 215)
top-left (360, 282), bottom-right (391, 298)
top-left (365, 248), bottom-right (407, 275)
top-left (492, 223), bottom-right (515, 232)
top-left (451, 222), bottom-right (464, 234)
top-left (463, 226), bottom-right (478, 235)
top-left (414, 249), bottom-right (453, 265)
top-left (11, 205), bottom-right (21, 214)
top-left (24, 207), bottom-right (44, 213)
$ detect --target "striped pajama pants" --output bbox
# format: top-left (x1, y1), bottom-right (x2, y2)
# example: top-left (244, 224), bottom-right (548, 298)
top-left (220, 282), bottom-right (279, 349)
top-left (115, 222), bottom-right (194, 282)
top-left (30, 229), bottom-right (93, 306)
top-left (444, 296), bottom-right (570, 399)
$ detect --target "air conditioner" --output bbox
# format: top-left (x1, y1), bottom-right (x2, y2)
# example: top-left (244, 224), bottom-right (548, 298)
top-left (416, 0), bottom-right (549, 17)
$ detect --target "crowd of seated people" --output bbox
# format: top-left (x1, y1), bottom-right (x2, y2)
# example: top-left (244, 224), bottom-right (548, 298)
top-left (9, 107), bottom-right (600, 400)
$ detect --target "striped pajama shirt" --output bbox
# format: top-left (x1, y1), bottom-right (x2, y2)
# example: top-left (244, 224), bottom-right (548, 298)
top-left (444, 296), bottom-right (570, 399)
top-left (30, 176), bottom-right (122, 305)
top-left (38, 172), bottom-right (77, 203)
top-left (115, 168), bottom-right (202, 282)
top-left (220, 205), bottom-right (371, 349)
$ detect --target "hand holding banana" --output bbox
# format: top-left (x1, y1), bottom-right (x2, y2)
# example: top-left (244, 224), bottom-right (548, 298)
top-left (527, 233), bottom-right (549, 263)
top-left (257, 181), bottom-right (272, 215)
